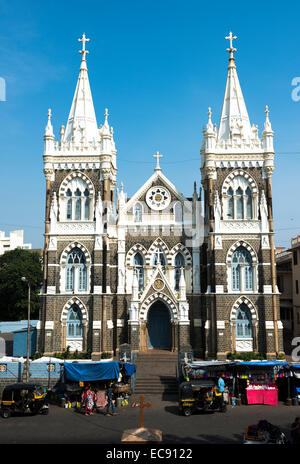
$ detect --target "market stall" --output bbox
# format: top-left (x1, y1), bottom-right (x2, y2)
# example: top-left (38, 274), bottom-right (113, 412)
top-left (181, 360), bottom-right (291, 406)
top-left (59, 361), bottom-right (136, 412)
top-left (234, 361), bottom-right (290, 406)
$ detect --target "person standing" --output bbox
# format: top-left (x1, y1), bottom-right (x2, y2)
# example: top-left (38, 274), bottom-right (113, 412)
top-left (217, 375), bottom-right (225, 395)
top-left (82, 385), bottom-right (94, 416)
top-left (105, 383), bottom-right (117, 416)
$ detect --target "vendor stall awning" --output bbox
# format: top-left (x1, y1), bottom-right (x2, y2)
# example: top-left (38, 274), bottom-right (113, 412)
top-left (64, 362), bottom-right (120, 382)
top-left (123, 362), bottom-right (136, 377)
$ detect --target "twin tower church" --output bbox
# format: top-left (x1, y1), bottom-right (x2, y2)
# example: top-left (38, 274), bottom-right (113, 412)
top-left (37, 33), bottom-right (284, 360)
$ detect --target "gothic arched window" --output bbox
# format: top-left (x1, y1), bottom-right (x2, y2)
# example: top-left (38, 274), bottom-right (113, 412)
top-left (227, 187), bottom-right (234, 219)
top-left (231, 246), bottom-right (253, 292)
top-left (65, 247), bottom-right (87, 292)
top-left (236, 187), bottom-right (244, 219)
top-left (84, 188), bottom-right (90, 220)
top-left (174, 202), bottom-right (183, 223)
top-left (66, 189), bottom-right (72, 220)
top-left (225, 175), bottom-right (254, 220)
top-left (246, 187), bottom-right (252, 219)
top-left (174, 252), bottom-right (185, 290)
top-left (134, 203), bottom-right (143, 223)
top-left (134, 252), bottom-right (144, 291)
top-left (63, 176), bottom-right (93, 222)
top-left (67, 304), bottom-right (83, 338)
top-left (74, 188), bottom-right (82, 220)
top-left (235, 303), bottom-right (252, 339)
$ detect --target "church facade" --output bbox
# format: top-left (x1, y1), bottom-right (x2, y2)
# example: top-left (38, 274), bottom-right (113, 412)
top-left (37, 33), bottom-right (284, 359)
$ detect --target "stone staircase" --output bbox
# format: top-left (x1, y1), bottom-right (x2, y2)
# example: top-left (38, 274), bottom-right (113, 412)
top-left (133, 350), bottom-right (179, 396)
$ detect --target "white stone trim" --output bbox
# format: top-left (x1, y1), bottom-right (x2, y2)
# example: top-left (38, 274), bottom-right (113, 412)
top-left (117, 319), bottom-right (124, 328)
top-left (205, 320), bottom-right (211, 329)
top-left (107, 320), bottom-right (114, 329)
top-left (61, 297), bottom-right (89, 325)
top-left (45, 321), bottom-right (54, 330)
top-left (139, 292), bottom-right (178, 322)
top-left (93, 286), bottom-right (102, 294)
top-left (221, 169), bottom-right (258, 196)
top-left (59, 171), bottom-right (95, 197)
top-left (47, 286), bottom-right (56, 295)
top-left (226, 241), bottom-right (257, 264)
top-left (215, 285), bottom-right (224, 294)
top-left (265, 321), bottom-right (274, 329)
top-left (230, 296), bottom-right (258, 321)
top-left (263, 285), bottom-right (273, 294)
top-left (93, 321), bottom-right (101, 329)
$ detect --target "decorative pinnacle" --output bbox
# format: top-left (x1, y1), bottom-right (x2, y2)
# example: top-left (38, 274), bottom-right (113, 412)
top-left (225, 31), bottom-right (237, 60)
top-left (78, 33), bottom-right (90, 63)
top-left (104, 108), bottom-right (109, 122)
top-left (153, 151), bottom-right (163, 171)
top-left (45, 108), bottom-right (54, 138)
top-left (265, 105), bottom-right (269, 118)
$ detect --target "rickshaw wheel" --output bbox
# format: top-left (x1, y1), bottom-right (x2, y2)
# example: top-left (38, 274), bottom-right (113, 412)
top-left (1, 409), bottom-right (11, 419)
top-left (183, 407), bottom-right (192, 417)
top-left (219, 404), bottom-right (227, 413)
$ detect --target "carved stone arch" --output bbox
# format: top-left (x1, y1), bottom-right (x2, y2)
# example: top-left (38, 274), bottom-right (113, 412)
top-left (226, 240), bottom-right (257, 264)
top-left (59, 171), bottom-right (95, 197)
top-left (139, 292), bottom-right (178, 322)
top-left (61, 297), bottom-right (89, 326)
top-left (146, 237), bottom-right (170, 266)
top-left (221, 169), bottom-right (258, 196)
top-left (230, 296), bottom-right (258, 322)
top-left (169, 243), bottom-right (192, 266)
top-left (60, 241), bottom-right (91, 265)
top-left (126, 244), bottom-right (148, 267)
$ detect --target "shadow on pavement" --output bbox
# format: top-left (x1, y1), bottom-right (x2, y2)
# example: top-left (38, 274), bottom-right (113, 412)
top-left (162, 432), bottom-right (240, 444)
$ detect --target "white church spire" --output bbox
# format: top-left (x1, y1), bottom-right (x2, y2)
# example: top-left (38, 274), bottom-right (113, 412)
top-left (217, 32), bottom-right (253, 144)
top-left (63, 33), bottom-right (98, 144)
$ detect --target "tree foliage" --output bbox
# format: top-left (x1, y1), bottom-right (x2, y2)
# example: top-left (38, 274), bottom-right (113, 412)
top-left (0, 249), bottom-right (43, 321)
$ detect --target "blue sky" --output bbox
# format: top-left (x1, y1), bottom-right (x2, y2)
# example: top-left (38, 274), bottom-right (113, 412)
top-left (0, 0), bottom-right (300, 249)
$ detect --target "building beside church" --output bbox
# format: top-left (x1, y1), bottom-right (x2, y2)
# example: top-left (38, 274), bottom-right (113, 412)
top-left (0, 230), bottom-right (32, 255)
top-left (37, 33), bottom-right (284, 360)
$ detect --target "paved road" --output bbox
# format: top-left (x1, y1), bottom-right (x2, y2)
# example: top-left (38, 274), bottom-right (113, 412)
top-left (0, 395), bottom-right (299, 444)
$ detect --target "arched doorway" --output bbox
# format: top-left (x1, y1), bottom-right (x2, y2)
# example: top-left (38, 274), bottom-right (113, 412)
top-left (147, 301), bottom-right (171, 350)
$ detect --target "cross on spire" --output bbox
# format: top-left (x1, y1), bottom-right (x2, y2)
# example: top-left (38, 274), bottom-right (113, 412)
top-left (78, 33), bottom-right (90, 62)
top-left (153, 151), bottom-right (163, 171)
top-left (225, 31), bottom-right (237, 59)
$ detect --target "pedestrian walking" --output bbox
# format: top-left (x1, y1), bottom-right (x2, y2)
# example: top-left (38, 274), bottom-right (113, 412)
top-left (105, 383), bottom-right (117, 416)
top-left (93, 389), bottom-right (98, 413)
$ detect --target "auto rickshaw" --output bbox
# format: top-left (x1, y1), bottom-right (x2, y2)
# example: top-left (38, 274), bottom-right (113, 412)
top-left (0, 383), bottom-right (49, 418)
top-left (178, 379), bottom-right (227, 416)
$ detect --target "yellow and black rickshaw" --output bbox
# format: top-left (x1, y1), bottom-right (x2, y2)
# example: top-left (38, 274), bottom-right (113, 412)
top-left (178, 379), bottom-right (227, 416)
top-left (1, 383), bottom-right (49, 418)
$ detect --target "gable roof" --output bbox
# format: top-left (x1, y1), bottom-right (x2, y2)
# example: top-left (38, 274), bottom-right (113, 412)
top-left (123, 170), bottom-right (189, 212)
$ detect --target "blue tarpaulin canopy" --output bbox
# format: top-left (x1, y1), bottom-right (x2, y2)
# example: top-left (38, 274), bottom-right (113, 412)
top-left (123, 363), bottom-right (136, 377)
top-left (233, 361), bottom-right (289, 367)
top-left (64, 362), bottom-right (120, 382)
